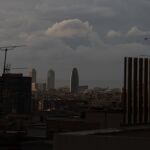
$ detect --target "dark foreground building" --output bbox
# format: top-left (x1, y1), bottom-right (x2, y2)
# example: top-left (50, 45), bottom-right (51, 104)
top-left (53, 126), bottom-right (150, 150)
top-left (123, 57), bottom-right (150, 125)
top-left (0, 73), bottom-right (31, 114)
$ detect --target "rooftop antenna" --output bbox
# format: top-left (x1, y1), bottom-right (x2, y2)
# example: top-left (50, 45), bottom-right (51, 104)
top-left (5, 64), bottom-right (11, 73)
top-left (0, 45), bottom-right (25, 74)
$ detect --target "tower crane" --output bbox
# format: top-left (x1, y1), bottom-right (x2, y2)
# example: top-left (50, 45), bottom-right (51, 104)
top-left (11, 67), bottom-right (28, 73)
top-left (11, 67), bottom-right (28, 70)
top-left (0, 45), bottom-right (25, 74)
top-left (4, 65), bottom-right (28, 73)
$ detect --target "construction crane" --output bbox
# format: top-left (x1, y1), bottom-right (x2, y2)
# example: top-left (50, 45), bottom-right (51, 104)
top-left (4, 65), bottom-right (28, 73)
top-left (11, 67), bottom-right (28, 73)
top-left (11, 67), bottom-right (28, 70)
top-left (0, 45), bottom-right (25, 74)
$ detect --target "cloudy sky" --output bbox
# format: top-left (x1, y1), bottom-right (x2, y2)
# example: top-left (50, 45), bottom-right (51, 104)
top-left (0, 0), bottom-right (150, 86)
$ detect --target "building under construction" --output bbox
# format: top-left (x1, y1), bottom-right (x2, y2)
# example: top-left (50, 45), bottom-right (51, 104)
top-left (0, 73), bottom-right (32, 114)
top-left (123, 57), bottom-right (150, 125)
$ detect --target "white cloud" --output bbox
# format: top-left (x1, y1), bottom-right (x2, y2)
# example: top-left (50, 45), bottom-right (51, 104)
top-left (106, 30), bottom-right (122, 38)
top-left (127, 26), bottom-right (149, 36)
top-left (45, 19), bottom-right (93, 38)
top-left (106, 27), bottom-right (150, 40)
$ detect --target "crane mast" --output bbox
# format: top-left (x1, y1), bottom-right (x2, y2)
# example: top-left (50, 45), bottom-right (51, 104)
top-left (0, 45), bottom-right (25, 74)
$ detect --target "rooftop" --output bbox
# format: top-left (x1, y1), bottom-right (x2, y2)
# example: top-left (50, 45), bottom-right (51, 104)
top-left (57, 125), bottom-right (150, 137)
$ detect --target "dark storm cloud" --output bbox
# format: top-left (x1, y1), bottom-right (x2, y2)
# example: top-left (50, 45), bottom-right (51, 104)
top-left (0, 0), bottom-right (150, 83)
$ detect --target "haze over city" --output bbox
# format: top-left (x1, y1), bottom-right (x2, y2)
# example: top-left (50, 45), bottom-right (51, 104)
top-left (1, 0), bottom-right (150, 84)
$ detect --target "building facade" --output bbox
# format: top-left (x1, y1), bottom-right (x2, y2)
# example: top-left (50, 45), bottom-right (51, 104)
top-left (123, 57), bottom-right (150, 125)
top-left (0, 73), bottom-right (32, 114)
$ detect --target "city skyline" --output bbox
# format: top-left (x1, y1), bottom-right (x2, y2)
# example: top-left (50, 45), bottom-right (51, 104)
top-left (28, 67), bottom-right (122, 88)
top-left (0, 1), bottom-right (150, 150)
top-left (0, 0), bottom-right (150, 83)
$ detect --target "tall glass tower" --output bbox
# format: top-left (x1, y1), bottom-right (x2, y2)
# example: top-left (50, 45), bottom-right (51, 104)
top-left (47, 69), bottom-right (55, 90)
top-left (29, 68), bottom-right (37, 83)
top-left (70, 68), bottom-right (79, 93)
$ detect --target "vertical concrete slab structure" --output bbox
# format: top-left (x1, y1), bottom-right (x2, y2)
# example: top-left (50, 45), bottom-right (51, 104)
top-left (149, 59), bottom-right (150, 122)
top-left (144, 58), bottom-right (148, 123)
top-left (139, 58), bottom-right (143, 124)
top-left (128, 57), bottom-right (132, 125)
top-left (123, 57), bottom-right (127, 125)
top-left (133, 58), bottom-right (138, 124)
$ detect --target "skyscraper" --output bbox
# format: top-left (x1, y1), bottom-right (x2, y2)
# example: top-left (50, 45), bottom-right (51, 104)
top-left (29, 68), bottom-right (37, 83)
top-left (47, 69), bottom-right (55, 90)
top-left (70, 68), bottom-right (79, 93)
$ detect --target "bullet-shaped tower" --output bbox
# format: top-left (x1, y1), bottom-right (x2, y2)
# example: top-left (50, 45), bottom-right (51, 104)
top-left (70, 68), bottom-right (79, 93)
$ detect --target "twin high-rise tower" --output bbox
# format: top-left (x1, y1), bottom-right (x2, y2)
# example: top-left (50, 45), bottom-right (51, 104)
top-left (47, 69), bottom-right (55, 90)
top-left (30, 68), bottom-right (37, 83)
top-left (29, 67), bottom-right (79, 93)
top-left (30, 68), bottom-right (55, 90)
